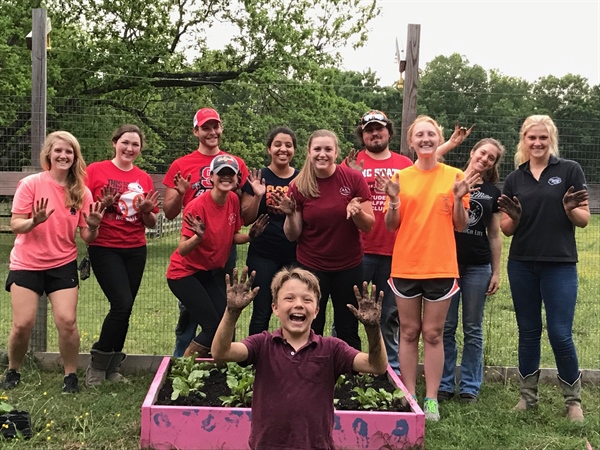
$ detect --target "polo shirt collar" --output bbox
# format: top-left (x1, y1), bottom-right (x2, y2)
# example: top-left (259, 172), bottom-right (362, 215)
top-left (272, 328), bottom-right (320, 349)
top-left (520, 154), bottom-right (560, 172)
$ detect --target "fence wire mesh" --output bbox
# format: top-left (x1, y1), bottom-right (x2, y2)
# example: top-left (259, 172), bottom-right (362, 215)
top-left (0, 96), bottom-right (598, 370)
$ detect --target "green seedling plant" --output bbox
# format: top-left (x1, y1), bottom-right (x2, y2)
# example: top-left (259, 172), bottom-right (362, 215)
top-left (351, 386), bottom-right (405, 411)
top-left (349, 373), bottom-right (406, 411)
top-left (219, 362), bottom-right (254, 407)
top-left (169, 357), bottom-right (214, 401)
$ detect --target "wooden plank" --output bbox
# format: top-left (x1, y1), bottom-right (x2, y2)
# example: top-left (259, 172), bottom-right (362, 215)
top-left (1, 172), bottom-right (168, 198)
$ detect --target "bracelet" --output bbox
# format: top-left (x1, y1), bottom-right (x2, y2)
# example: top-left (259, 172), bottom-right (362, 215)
top-left (388, 200), bottom-right (400, 210)
top-left (87, 226), bottom-right (100, 232)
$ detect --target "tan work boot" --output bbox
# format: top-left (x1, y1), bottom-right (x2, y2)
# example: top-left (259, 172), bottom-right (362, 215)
top-left (85, 349), bottom-right (113, 387)
top-left (558, 373), bottom-right (584, 422)
top-left (106, 352), bottom-right (130, 383)
top-left (513, 370), bottom-right (540, 411)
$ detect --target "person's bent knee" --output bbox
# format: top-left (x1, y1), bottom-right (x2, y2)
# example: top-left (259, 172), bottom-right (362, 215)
top-left (10, 321), bottom-right (35, 339)
top-left (55, 317), bottom-right (78, 334)
top-left (422, 328), bottom-right (443, 346)
top-left (400, 327), bottom-right (421, 344)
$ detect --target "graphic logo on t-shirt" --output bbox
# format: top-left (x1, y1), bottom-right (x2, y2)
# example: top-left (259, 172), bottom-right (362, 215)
top-left (467, 200), bottom-right (483, 227)
top-left (339, 186), bottom-right (351, 196)
top-left (266, 185), bottom-right (288, 214)
top-left (228, 213), bottom-right (237, 225)
top-left (118, 181), bottom-right (145, 221)
top-left (191, 166), bottom-right (213, 198)
top-left (548, 176), bottom-right (562, 186)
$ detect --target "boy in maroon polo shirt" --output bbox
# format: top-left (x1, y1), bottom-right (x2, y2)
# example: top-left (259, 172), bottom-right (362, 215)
top-left (212, 267), bottom-right (388, 450)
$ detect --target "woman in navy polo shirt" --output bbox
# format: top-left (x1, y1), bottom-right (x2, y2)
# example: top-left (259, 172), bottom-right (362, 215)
top-left (499, 115), bottom-right (589, 421)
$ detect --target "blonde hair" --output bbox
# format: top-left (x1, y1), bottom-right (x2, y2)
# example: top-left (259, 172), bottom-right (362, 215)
top-left (514, 115), bottom-right (559, 168)
top-left (291, 129), bottom-right (339, 198)
top-left (466, 138), bottom-right (506, 184)
top-left (271, 267), bottom-right (321, 304)
top-left (40, 131), bottom-right (87, 210)
top-left (407, 115), bottom-right (446, 151)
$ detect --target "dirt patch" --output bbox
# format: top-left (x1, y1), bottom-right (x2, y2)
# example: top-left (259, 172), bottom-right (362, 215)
top-left (156, 364), bottom-right (411, 412)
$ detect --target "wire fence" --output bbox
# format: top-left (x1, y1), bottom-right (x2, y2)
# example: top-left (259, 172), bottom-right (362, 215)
top-left (0, 96), bottom-right (599, 370)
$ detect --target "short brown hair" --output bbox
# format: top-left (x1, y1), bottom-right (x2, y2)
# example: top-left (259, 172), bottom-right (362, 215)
top-left (271, 267), bottom-right (321, 304)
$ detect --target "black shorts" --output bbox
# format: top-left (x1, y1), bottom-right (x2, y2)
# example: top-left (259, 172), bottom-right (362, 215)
top-left (388, 277), bottom-right (459, 302)
top-left (5, 260), bottom-right (79, 296)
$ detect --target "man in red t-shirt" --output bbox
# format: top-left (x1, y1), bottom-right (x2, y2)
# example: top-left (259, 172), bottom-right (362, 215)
top-left (343, 110), bottom-right (412, 374)
top-left (162, 108), bottom-right (249, 357)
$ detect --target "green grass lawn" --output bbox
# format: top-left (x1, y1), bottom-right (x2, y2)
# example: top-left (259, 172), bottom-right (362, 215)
top-left (0, 217), bottom-right (599, 449)
top-left (0, 358), bottom-right (598, 450)
top-left (0, 217), bottom-right (599, 368)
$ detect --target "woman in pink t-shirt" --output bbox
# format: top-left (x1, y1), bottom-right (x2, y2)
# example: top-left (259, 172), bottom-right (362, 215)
top-left (84, 124), bottom-right (160, 387)
top-left (1, 131), bottom-right (104, 394)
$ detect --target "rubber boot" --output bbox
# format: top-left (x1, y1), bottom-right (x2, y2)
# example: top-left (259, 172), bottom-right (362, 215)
top-left (513, 369), bottom-right (540, 411)
top-left (106, 352), bottom-right (129, 383)
top-left (558, 373), bottom-right (584, 422)
top-left (85, 349), bottom-right (113, 387)
top-left (183, 341), bottom-right (210, 359)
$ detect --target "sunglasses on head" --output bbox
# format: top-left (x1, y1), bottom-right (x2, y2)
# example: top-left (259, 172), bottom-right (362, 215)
top-left (361, 112), bottom-right (387, 125)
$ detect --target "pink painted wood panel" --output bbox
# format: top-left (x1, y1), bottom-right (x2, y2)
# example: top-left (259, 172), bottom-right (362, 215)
top-left (140, 357), bottom-right (425, 449)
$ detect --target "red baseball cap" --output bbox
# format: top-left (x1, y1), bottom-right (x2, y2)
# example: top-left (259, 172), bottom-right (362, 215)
top-left (193, 108), bottom-right (221, 128)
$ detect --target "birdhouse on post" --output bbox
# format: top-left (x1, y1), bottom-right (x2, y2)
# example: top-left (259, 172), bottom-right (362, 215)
top-left (395, 37), bottom-right (406, 89)
top-left (26, 17), bottom-right (52, 51)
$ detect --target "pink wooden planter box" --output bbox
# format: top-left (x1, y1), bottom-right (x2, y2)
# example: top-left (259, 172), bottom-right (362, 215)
top-left (141, 357), bottom-right (425, 449)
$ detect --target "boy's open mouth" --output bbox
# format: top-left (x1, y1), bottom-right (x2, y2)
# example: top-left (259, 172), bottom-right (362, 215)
top-left (289, 313), bottom-right (306, 323)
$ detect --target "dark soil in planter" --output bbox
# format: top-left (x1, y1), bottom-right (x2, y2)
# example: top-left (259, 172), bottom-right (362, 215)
top-left (156, 363), bottom-right (411, 412)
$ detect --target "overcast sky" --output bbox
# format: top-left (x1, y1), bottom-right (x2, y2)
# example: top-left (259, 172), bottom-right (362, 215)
top-left (339, 0), bottom-right (600, 87)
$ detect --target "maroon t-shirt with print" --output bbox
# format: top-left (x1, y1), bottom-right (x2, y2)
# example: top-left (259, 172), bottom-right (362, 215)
top-left (288, 165), bottom-right (371, 271)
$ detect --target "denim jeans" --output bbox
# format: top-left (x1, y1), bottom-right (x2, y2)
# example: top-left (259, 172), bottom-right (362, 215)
top-left (173, 301), bottom-right (197, 357)
top-left (88, 245), bottom-right (147, 352)
top-left (507, 260), bottom-right (579, 384)
top-left (363, 254), bottom-right (399, 374)
top-left (172, 245), bottom-right (237, 356)
top-left (246, 253), bottom-right (296, 335)
top-left (441, 264), bottom-right (491, 396)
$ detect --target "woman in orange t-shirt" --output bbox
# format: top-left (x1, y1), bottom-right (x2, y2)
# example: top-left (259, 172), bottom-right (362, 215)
top-left (378, 116), bottom-right (476, 421)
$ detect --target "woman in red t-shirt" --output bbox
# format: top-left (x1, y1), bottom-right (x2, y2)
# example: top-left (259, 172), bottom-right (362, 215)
top-left (274, 129), bottom-right (375, 350)
top-left (84, 124), bottom-right (159, 386)
top-left (166, 155), bottom-right (267, 358)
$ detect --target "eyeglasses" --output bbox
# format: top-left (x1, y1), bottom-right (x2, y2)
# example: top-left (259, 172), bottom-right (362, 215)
top-left (361, 112), bottom-right (388, 125)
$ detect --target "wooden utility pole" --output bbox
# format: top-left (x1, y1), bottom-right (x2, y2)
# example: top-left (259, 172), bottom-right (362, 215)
top-left (30, 8), bottom-right (48, 168)
top-left (400, 24), bottom-right (420, 159)
top-left (29, 8), bottom-right (49, 352)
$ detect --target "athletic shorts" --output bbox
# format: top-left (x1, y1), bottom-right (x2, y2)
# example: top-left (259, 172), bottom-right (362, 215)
top-left (5, 260), bottom-right (79, 296)
top-left (388, 277), bottom-right (459, 302)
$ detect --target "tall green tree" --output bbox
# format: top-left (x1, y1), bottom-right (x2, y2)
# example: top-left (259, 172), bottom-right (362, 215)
top-left (0, 0), bottom-right (379, 169)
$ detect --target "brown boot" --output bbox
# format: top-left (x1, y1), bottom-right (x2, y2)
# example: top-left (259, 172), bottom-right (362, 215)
top-left (558, 373), bottom-right (584, 422)
top-left (513, 370), bottom-right (540, 411)
top-left (183, 341), bottom-right (210, 359)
